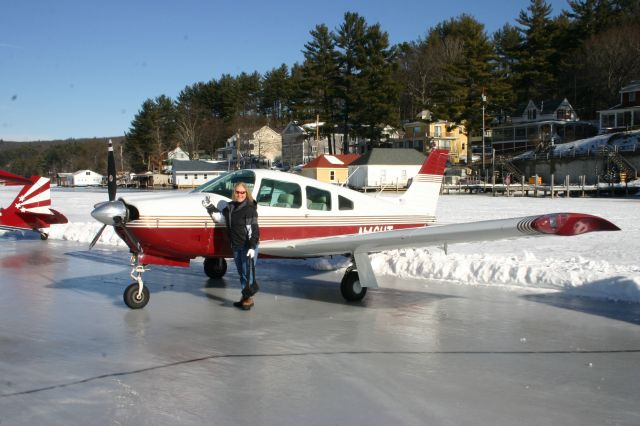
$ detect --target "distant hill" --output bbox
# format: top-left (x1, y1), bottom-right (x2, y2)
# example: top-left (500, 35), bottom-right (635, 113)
top-left (0, 136), bottom-right (125, 177)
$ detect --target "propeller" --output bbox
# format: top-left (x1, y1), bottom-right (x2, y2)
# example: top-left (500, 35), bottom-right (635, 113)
top-left (89, 139), bottom-right (122, 249)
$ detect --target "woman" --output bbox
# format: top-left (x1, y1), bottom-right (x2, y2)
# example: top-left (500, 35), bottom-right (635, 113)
top-left (204, 182), bottom-right (260, 310)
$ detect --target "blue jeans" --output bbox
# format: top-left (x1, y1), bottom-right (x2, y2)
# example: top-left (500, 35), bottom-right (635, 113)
top-left (232, 245), bottom-right (258, 290)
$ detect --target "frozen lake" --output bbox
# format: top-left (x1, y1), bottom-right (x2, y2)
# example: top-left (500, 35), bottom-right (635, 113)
top-left (0, 239), bottom-right (639, 425)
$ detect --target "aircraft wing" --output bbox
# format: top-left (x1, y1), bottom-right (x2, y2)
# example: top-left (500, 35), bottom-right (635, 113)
top-left (0, 170), bottom-right (32, 186)
top-left (259, 213), bottom-right (619, 258)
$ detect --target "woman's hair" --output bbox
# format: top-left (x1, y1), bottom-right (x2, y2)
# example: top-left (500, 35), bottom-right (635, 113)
top-left (232, 182), bottom-right (255, 203)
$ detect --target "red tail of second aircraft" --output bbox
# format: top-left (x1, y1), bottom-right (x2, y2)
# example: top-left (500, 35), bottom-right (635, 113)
top-left (0, 170), bottom-right (67, 239)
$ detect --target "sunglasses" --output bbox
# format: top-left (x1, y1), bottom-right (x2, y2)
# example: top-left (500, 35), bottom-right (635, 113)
top-left (235, 190), bottom-right (246, 195)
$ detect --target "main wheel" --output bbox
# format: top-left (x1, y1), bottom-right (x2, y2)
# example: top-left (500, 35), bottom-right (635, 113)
top-left (204, 258), bottom-right (227, 279)
top-left (40, 233), bottom-right (48, 240)
top-left (123, 282), bottom-right (150, 309)
top-left (340, 269), bottom-right (367, 302)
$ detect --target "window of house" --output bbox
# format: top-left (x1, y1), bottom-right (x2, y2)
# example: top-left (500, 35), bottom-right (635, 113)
top-left (629, 92), bottom-right (636, 103)
top-left (329, 170), bottom-right (335, 181)
top-left (86, 171), bottom-right (90, 175)
top-left (204, 174), bottom-right (208, 180)
top-left (434, 126), bottom-right (442, 137)
top-left (306, 186), bottom-right (332, 211)
top-left (194, 174), bottom-right (198, 179)
top-left (184, 174), bottom-right (188, 179)
top-left (338, 195), bottom-right (354, 210)
top-left (256, 178), bottom-right (301, 209)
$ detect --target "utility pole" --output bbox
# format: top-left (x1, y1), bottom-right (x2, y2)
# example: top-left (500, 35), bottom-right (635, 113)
top-left (481, 92), bottom-right (487, 174)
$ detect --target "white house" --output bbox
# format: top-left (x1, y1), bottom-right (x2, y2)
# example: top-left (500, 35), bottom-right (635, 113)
top-left (72, 170), bottom-right (103, 186)
top-left (172, 160), bottom-right (229, 188)
top-left (347, 148), bottom-right (426, 190)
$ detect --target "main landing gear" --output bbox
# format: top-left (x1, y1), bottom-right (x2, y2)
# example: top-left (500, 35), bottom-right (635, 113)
top-left (123, 254), bottom-right (150, 309)
top-left (204, 257), bottom-right (227, 279)
top-left (340, 265), bottom-right (367, 302)
top-left (39, 232), bottom-right (48, 240)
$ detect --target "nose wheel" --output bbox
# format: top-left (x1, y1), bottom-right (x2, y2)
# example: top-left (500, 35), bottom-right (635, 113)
top-left (123, 258), bottom-right (150, 309)
top-left (124, 282), bottom-right (150, 309)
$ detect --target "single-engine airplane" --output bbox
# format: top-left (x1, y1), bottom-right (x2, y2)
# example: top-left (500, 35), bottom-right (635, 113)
top-left (0, 169), bottom-right (68, 239)
top-left (90, 141), bottom-right (620, 309)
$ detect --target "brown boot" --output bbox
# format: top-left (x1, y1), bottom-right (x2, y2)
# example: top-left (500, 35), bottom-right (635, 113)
top-left (233, 296), bottom-right (247, 308)
top-left (241, 297), bottom-right (254, 310)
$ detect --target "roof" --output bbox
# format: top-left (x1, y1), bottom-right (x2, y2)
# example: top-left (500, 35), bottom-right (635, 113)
top-left (172, 160), bottom-right (229, 172)
top-left (303, 154), bottom-right (360, 169)
top-left (349, 148), bottom-right (426, 166)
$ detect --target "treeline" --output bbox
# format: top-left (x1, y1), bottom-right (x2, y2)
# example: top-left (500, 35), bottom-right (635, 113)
top-left (3, 0), bottom-right (639, 176)
top-left (0, 137), bottom-right (124, 177)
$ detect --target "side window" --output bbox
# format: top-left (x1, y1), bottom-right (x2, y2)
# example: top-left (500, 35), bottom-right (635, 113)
top-left (329, 170), bottom-right (335, 181)
top-left (258, 178), bottom-right (302, 209)
top-left (338, 195), bottom-right (354, 210)
top-left (306, 186), bottom-right (332, 211)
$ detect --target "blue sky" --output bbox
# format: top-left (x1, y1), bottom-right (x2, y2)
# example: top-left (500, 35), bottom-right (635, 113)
top-left (1, 0), bottom-right (570, 141)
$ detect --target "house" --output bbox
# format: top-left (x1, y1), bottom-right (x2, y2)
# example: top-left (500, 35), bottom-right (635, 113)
top-left (492, 98), bottom-right (597, 153)
top-left (71, 170), bottom-right (102, 186)
top-left (281, 121), bottom-right (347, 166)
top-left (396, 111), bottom-right (468, 164)
top-left (217, 125), bottom-right (282, 166)
top-left (301, 154), bottom-right (360, 185)
top-left (347, 148), bottom-right (426, 190)
top-left (598, 81), bottom-right (640, 133)
top-left (172, 160), bottom-right (229, 188)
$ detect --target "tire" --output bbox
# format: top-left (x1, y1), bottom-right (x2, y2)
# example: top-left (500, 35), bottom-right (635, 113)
top-left (204, 257), bottom-right (227, 279)
top-left (340, 269), bottom-right (367, 302)
top-left (40, 233), bottom-right (48, 240)
top-left (123, 282), bottom-right (150, 309)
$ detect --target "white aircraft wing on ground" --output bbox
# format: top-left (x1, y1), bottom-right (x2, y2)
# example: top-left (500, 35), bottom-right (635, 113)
top-left (260, 212), bottom-right (620, 289)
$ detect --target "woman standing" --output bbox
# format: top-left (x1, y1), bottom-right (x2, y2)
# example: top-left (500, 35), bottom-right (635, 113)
top-left (204, 182), bottom-right (260, 310)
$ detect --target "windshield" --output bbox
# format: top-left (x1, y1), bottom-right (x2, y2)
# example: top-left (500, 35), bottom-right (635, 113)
top-left (193, 170), bottom-right (256, 199)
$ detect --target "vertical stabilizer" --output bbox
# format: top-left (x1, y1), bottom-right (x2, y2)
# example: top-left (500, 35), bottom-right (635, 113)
top-left (8, 176), bottom-right (52, 215)
top-left (398, 149), bottom-right (448, 217)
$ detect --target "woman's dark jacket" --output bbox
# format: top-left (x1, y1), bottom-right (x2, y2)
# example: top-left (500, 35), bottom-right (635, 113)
top-left (222, 200), bottom-right (259, 250)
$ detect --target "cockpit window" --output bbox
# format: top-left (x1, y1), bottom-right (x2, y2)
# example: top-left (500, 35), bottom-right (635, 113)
top-left (257, 178), bottom-right (301, 208)
top-left (194, 170), bottom-right (255, 199)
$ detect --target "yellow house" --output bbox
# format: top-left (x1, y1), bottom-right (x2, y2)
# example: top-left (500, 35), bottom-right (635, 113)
top-left (397, 115), bottom-right (468, 164)
top-left (300, 154), bottom-right (361, 184)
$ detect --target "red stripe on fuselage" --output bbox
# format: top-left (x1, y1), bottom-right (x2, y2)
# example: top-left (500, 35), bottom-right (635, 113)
top-left (120, 223), bottom-right (426, 265)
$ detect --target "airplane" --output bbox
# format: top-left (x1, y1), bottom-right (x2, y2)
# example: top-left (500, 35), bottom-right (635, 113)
top-left (0, 169), bottom-right (68, 239)
top-left (90, 141), bottom-right (620, 309)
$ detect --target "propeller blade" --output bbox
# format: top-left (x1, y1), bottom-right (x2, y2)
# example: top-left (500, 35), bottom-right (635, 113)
top-left (107, 139), bottom-right (117, 202)
top-left (89, 224), bottom-right (107, 250)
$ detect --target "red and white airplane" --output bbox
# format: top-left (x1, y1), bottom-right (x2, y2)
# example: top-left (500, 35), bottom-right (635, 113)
top-left (90, 141), bottom-right (620, 309)
top-left (0, 169), bottom-right (68, 239)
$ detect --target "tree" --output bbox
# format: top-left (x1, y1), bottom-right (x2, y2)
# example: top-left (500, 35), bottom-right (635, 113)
top-left (355, 22), bottom-right (400, 144)
top-left (261, 64), bottom-right (292, 127)
top-left (334, 12), bottom-right (367, 153)
top-left (513, 0), bottom-right (558, 102)
top-left (124, 96), bottom-right (176, 172)
top-left (301, 24), bottom-right (340, 153)
top-left (430, 15), bottom-right (508, 162)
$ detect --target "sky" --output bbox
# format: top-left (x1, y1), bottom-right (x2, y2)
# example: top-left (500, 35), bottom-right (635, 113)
top-left (1, 185), bottom-right (638, 303)
top-left (1, 0), bottom-right (572, 142)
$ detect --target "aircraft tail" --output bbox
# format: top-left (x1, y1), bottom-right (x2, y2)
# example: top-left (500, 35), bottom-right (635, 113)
top-left (398, 149), bottom-right (448, 217)
top-left (7, 176), bottom-right (53, 215)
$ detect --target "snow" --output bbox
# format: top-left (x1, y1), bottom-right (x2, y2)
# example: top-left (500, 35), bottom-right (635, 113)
top-left (514, 129), bottom-right (640, 160)
top-left (1, 185), bottom-right (639, 303)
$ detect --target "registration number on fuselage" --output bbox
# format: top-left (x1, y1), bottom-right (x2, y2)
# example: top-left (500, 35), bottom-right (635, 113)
top-left (358, 225), bottom-right (394, 234)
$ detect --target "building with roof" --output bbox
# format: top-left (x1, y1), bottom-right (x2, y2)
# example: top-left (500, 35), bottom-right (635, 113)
top-left (300, 154), bottom-right (360, 185)
top-left (172, 160), bottom-right (229, 188)
top-left (491, 98), bottom-right (597, 154)
top-left (70, 169), bottom-right (102, 186)
top-left (397, 112), bottom-right (467, 164)
top-left (347, 148), bottom-right (426, 190)
top-left (598, 81), bottom-right (640, 133)
top-left (218, 125), bottom-right (282, 167)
